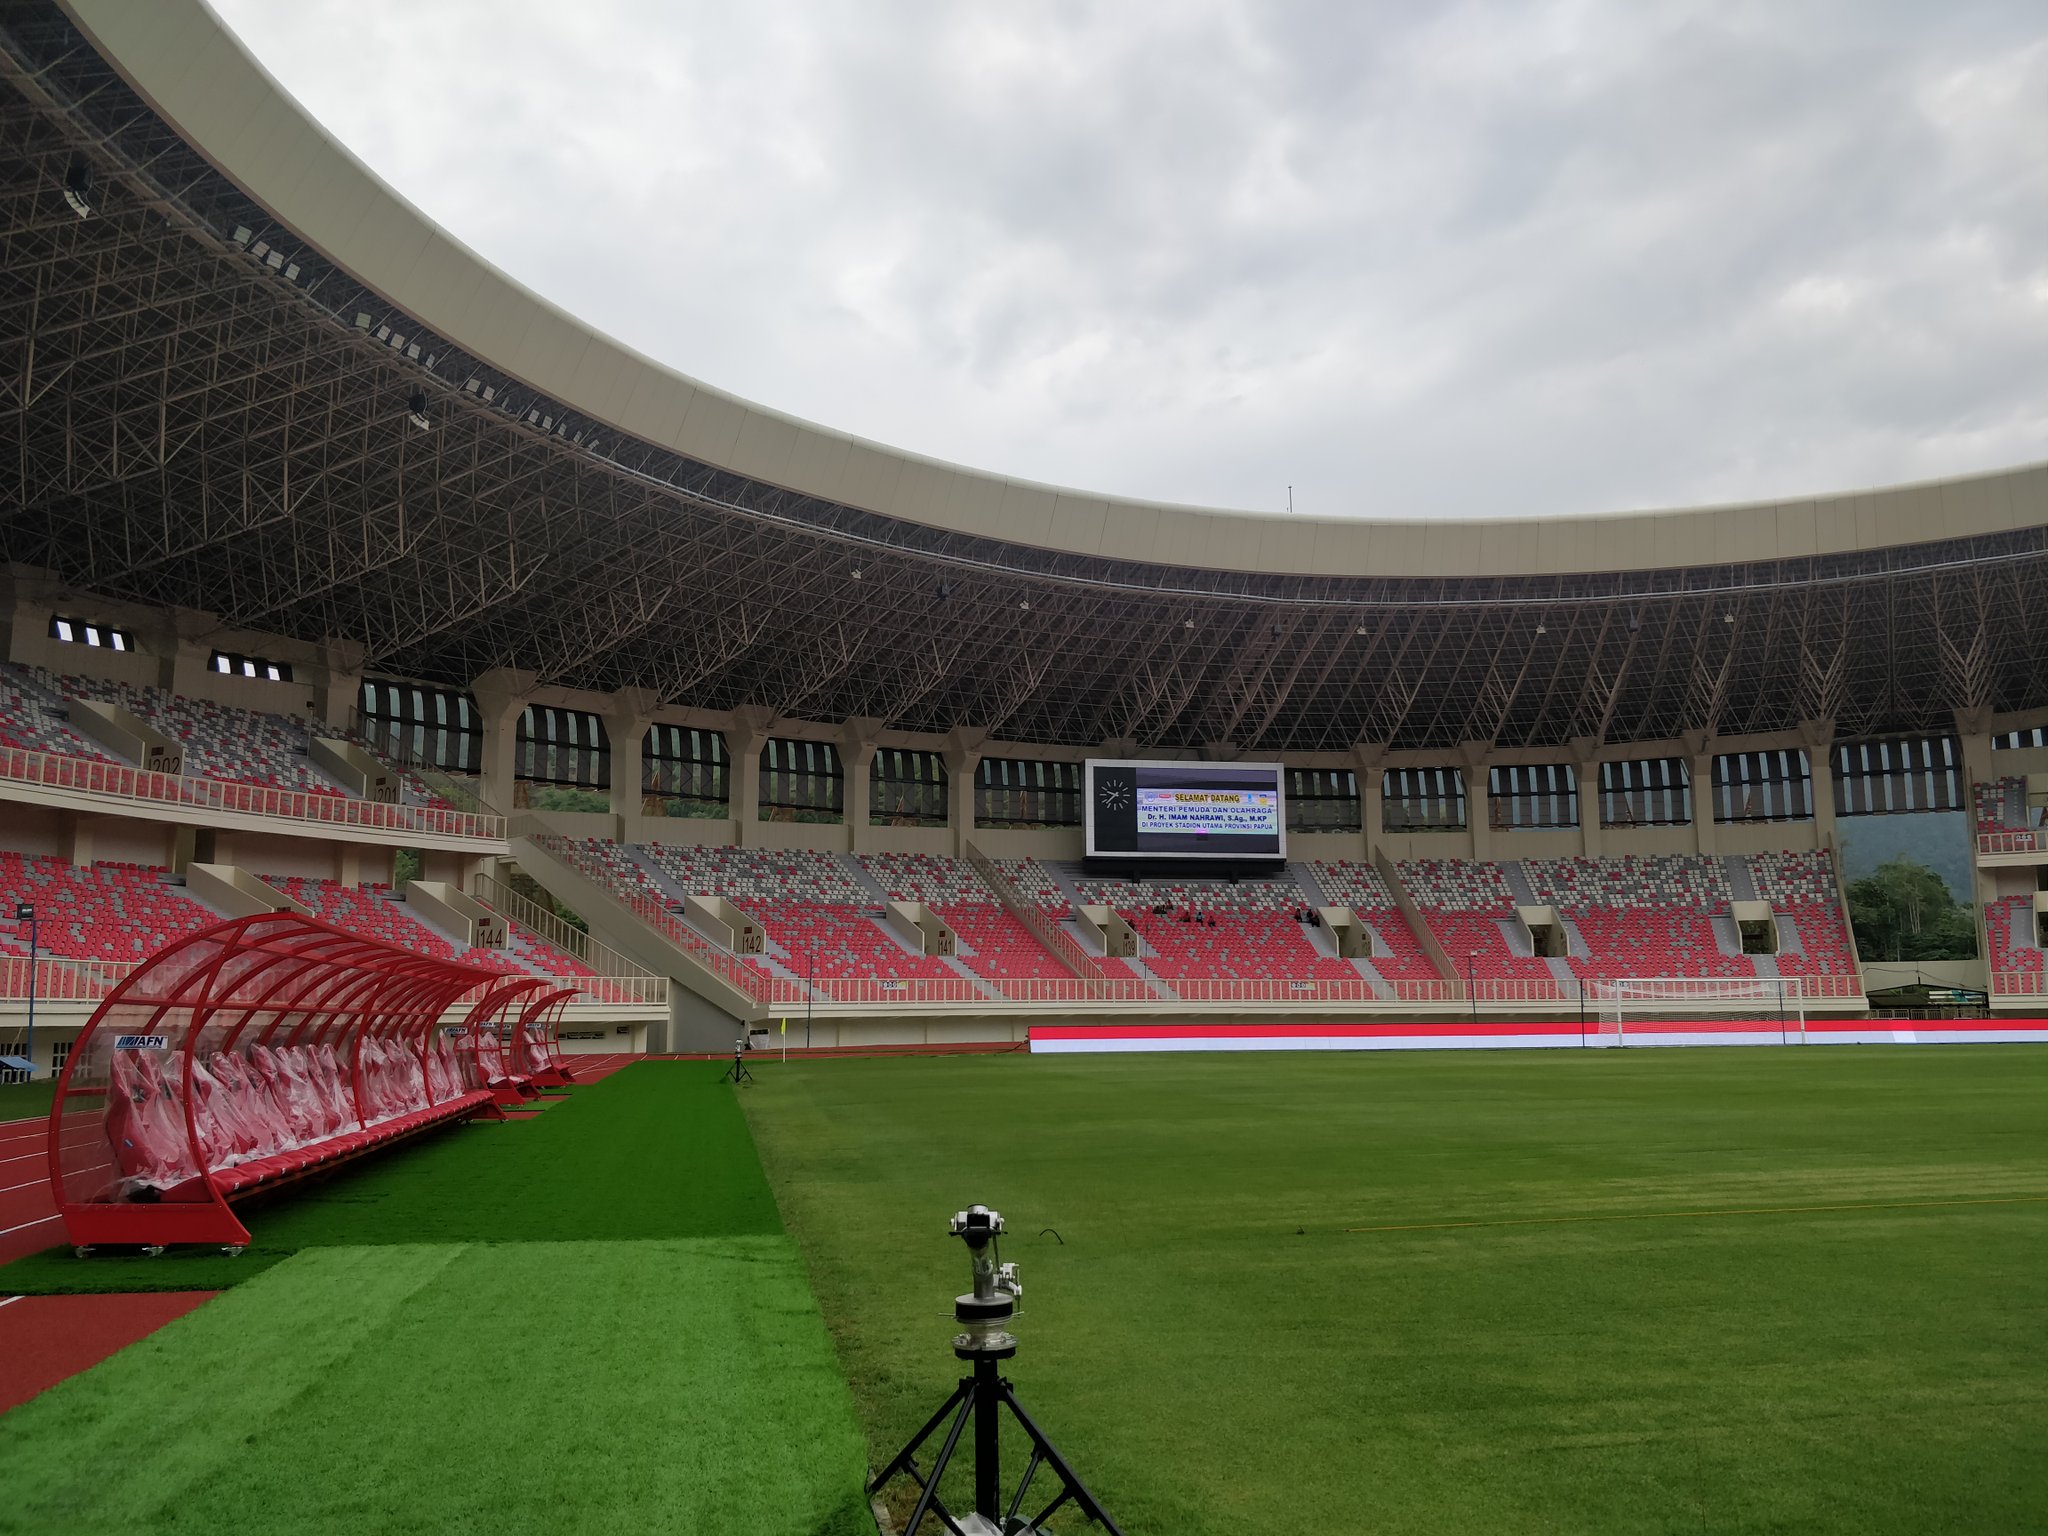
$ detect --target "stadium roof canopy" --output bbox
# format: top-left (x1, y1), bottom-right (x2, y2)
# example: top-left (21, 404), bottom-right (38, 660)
top-left (4, 0), bottom-right (2047, 754)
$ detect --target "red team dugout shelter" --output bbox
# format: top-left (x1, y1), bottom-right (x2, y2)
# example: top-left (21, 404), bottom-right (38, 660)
top-left (45, 912), bottom-right (568, 1254)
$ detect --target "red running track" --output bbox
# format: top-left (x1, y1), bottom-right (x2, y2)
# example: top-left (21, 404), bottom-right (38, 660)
top-left (0, 1290), bottom-right (216, 1413)
top-left (0, 1115), bottom-right (63, 1267)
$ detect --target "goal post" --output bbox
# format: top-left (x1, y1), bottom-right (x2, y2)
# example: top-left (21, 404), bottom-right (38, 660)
top-left (1583, 977), bottom-right (1805, 1046)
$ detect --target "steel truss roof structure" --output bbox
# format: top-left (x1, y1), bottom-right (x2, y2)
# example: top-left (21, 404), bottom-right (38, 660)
top-left (3, 4), bottom-right (2046, 754)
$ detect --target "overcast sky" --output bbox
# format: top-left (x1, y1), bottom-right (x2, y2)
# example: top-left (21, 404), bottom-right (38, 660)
top-left (212, 0), bottom-right (2048, 522)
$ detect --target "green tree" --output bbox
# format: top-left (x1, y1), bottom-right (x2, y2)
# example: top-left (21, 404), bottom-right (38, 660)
top-left (1846, 857), bottom-right (1978, 962)
top-left (529, 785), bottom-right (611, 814)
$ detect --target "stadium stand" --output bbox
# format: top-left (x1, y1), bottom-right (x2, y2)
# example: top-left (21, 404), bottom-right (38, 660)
top-left (1306, 862), bottom-right (1445, 983)
top-left (263, 876), bottom-right (599, 987)
top-left (1746, 851), bottom-right (1859, 978)
top-left (262, 875), bottom-right (462, 958)
top-left (62, 676), bottom-right (343, 795)
top-left (0, 663), bottom-right (114, 760)
top-left (1067, 873), bottom-right (1358, 987)
top-left (1378, 852), bottom-right (1859, 988)
top-left (1523, 855), bottom-right (1730, 911)
top-left (641, 843), bottom-right (868, 903)
top-left (860, 853), bottom-right (1073, 984)
top-left (1975, 777), bottom-right (2032, 832)
top-left (0, 855), bottom-right (218, 962)
top-left (1985, 894), bottom-right (2042, 979)
top-left (1526, 856), bottom-right (1751, 982)
top-left (1396, 858), bottom-right (1561, 983)
top-left (637, 845), bottom-right (956, 987)
top-left (995, 858), bottom-right (1072, 913)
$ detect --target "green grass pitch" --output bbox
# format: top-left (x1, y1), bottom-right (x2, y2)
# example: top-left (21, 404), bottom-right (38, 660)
top-left (743, 1045), bottom-right (2048, 1535)
top-left (0, 1064), bottom-right (870, 1536)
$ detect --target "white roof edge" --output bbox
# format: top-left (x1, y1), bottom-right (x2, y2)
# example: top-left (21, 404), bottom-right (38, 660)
top-left (61, 0), bottom-right (2048, 580)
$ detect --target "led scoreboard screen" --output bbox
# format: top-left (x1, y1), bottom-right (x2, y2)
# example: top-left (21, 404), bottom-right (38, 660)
top-left (1085, 760), bottom-right (1286, 860)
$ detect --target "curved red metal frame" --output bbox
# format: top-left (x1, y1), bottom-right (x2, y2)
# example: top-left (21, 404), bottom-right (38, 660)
top-left (47, 911), bottom-right (508, 1251)
top-left (514, 988), bottom-right (577, 1087)
top-left (455, 975), bottom-right (555, 1106)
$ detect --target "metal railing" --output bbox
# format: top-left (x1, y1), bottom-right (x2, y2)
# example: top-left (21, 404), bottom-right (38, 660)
top-left (553, 973), bottom-right (670, 1006)
top-left (531, 835), bottom-right (794, 1005)
top-left (1978, 830), bottom-right (2045, 856)
top-left (785, 971), bottom-right (1865, 1008)
top-left (961, 843), bottom-right (1111, 991)
top-left (0, 956), bottom-right (139, 1002)
top-left (469, 872), bottom-right (669, 1007)
top-left (348, 711), bottom-right (501, 819)
top-left (0, 743), bottom-right (506, 842)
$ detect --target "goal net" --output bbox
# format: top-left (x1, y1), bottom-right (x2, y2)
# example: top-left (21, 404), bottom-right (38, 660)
top-left (1584, 977), bottom-right (1805, 1046)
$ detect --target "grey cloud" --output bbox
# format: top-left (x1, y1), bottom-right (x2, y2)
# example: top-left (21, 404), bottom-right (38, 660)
top-left (213, 0), bottom-right (2048, 521)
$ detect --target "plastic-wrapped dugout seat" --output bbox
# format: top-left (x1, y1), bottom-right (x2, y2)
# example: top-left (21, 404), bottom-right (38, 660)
top-left (49, 912), bottom-right (507, 1253)
top-left (453, 975), bottom-right (558, 1107)
top-left (513, 987), bottom-right (577, 1088)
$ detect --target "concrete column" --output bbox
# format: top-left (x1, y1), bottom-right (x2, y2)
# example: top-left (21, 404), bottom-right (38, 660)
top-left (1351, 745), bottom-right (1385, 862)
top-left (1570, 738), bottom-right (1602, 858)
top-left (165, 608), bottom-right (220, 696)
top-left (1953, 706), bottom-right (1997, 796)
top-left (1, 565), bottom-right (54, 665)
top-left (944, 727), bottom-right (990, 858)
top-left (57, 810), bottom-right (91, 867)
top-left (728, 705), bottom-right (772, 846)
top-left (315, 637), bottom-right (367, 730)
top-left (336, 843), bottom-right (376, 888)
top-left (470, 668), bottom-right (536, 816)
top-left (1684, 731), bottom-right (1717, 855)
top-left (1459, 743), bottom-right (1493, 861)
top-left (1799, 719), bottom-right (1838, 848)
top-left (838, 718), bottom-right (883, 853)
top-left (603, 687), bottom-right (660, 822)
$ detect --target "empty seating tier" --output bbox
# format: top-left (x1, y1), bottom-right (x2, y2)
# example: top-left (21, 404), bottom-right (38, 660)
top-left (1307, 862), bottom-right (1442, 983)
top-left (993, 858), bottom-right (1069, 913)
top-left (0, 663), bottom-right (114, 761)
top-left (859, 851), bottom-right (988, 904)
top-left (640, 843), bottom-right (868, 903)
top-left (1975, 777), bottom-right (2032, 833)
top-left (262, 876), bottom-right (462, 959)
top-left (1524, 855), bottom-right (1730, 911)
top-left (1986, 894), bottom-right (2042, 979)
top-left (60, 674), bottom-right (342, 796)
top-left (0, 855), bottom-right (218, 963)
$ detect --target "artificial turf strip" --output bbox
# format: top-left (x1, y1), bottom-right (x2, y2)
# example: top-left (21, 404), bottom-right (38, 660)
top-left (743, 1045), bottom-right (2048, 1536)
top-left (2, 1061), bottom-right (777, 1293)
top-left (0, 1237), bottom-right (871, 1536)
top-left (0, 1076), bottom-right (55, 1121)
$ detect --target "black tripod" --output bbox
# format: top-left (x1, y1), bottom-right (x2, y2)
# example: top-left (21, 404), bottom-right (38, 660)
top-left (870, 1205), bottom-right (1123, 1536)
top-left (719, 1040), bottom-right (754, 1085)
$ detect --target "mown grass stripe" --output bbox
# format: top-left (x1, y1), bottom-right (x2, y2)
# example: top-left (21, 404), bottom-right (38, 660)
top-left (1344, 1192), bottom-right (2048, 1233)
top-left (0, 1239), bottom-right (870, 1535)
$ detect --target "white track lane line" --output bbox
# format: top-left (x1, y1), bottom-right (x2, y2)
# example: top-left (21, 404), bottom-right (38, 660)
top-left (0, 1294), bottom-right (25, 1311)
top-left (0, 1213), bottom-right (58, 1238)
top-left (0, 1177), bottom-right (46, 1195)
